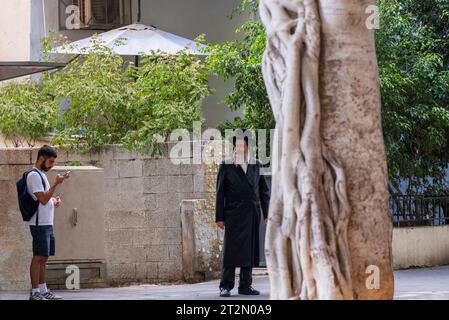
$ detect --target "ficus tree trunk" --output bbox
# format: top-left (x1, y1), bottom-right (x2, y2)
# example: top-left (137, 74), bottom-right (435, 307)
top-left (260, 0), bottom-right (394, 300)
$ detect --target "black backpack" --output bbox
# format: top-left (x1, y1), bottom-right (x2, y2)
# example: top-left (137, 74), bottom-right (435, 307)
top-left (16, 169), bottom-right (46, 224)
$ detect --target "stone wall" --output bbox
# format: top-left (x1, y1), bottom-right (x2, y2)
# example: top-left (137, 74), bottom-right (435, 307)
top-left (181, 198), bottom-right (224, 282)
top-left (0, 144), bottom-right (211, 290)
top-left (393, 226), bottom-right (449, 269)
top-left (95, 144), bottom-right (209, 284)
top-left (0, 148), bottom-right (35, 290)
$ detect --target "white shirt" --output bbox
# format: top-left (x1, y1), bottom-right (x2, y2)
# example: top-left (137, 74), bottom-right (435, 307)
top-left (27, 167), bottom-right (54, 226)
top-left (235, 155), bottom-right (250, 174)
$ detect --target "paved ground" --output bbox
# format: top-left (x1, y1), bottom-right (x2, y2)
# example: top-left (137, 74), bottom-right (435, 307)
top-left (2, 266), bottom-right (449, 300)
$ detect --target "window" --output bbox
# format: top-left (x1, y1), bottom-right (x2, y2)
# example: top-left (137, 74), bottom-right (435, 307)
top-left (59, 0), bottom-right (132, 30)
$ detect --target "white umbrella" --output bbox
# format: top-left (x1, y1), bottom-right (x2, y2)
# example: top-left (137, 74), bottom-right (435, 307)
top-left (51, 23), bottom-right (207, 56)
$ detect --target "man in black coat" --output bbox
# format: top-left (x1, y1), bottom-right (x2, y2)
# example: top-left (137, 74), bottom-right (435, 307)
top-left (215, 135), bottom-right (270, 297)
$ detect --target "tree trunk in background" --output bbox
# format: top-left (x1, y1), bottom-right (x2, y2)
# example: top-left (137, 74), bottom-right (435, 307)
top-left (260, 0), bottom-right (394, 300)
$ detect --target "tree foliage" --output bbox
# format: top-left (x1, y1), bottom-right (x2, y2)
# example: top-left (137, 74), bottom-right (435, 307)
top-left (206, 0), bottom-right (449, 195)
top-left (205, 0), bottom-right (273, 132)
top-left (0, 35), bottom-right (210, 154)
top-left (0, 82), bottom-right (58, 147)
top-left (377, 0), bottom-right (449, 194)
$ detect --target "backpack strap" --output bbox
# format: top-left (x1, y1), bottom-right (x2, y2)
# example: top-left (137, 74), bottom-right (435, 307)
top-left (29, 169), bottom-right (46, 226)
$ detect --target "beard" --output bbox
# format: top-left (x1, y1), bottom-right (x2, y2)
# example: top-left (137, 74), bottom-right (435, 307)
top-left (39, 163), bottom-right (51, 172)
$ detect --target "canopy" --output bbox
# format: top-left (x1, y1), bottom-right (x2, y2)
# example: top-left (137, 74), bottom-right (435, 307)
top-left (0, 61), bottom-right (66, 81)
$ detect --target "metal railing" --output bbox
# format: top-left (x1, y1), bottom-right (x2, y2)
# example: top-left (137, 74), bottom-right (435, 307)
top-left (390, 195), bottom-right (449, 227)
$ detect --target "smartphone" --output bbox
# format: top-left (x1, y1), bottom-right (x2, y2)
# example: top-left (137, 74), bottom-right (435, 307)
top-left (63, 170), bottom-right (71, 177)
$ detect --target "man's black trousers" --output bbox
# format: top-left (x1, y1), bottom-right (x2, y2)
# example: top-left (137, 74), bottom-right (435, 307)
top-left (219, 266), bottom-right (252, 290)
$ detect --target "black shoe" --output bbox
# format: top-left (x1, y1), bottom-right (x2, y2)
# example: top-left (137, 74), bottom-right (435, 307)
top-left (220, 288), bottom-right (231, 297)
top-left (238, 286), bottom-right (260, 295)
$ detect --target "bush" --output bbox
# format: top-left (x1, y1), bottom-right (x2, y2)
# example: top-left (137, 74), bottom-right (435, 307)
top-left (0, 82), bottom-right (58, 147)
top-left (43, 37), bottom-right (210, 154)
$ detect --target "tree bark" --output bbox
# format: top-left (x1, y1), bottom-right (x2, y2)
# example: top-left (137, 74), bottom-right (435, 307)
top-left (260, 0), bottom-right (394, 300)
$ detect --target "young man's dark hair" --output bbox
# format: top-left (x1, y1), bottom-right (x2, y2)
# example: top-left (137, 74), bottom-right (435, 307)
top-left (37, 145), bottom-right (58, 160)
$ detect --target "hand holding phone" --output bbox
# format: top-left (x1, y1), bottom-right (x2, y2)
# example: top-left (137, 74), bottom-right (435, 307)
top-left (56, 171), bottom-right (71, 185)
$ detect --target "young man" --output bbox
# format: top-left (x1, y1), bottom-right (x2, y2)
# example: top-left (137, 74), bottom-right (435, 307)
top-left (215, 135), bottom-right (271, 297)
top-left (28, 145), bottom-right (70, 300)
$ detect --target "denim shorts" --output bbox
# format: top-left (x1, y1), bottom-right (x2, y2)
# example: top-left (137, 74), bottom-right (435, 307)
top-left (29, 225), bottom-right (55, 257)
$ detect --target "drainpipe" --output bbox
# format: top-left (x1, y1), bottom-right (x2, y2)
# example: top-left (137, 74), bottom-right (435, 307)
top-left (137, 0), bottom-right (141, 23)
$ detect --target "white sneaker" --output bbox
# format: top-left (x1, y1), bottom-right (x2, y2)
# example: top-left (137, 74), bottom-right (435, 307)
top-left (42, 290), bottom-right (63, 300)
top-left (29, 291), bottom-right (47, 300)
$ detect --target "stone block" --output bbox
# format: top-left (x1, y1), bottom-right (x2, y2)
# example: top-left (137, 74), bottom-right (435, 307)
top-left (118, 159), bottom-right (143, 178)
top-left (135, 263), bottom-right (147, 280)
top-left (97, 160), bottom-right (119, 179)
top-left (106, 229), bottom-right (134, 245)
top-left (143, 159), bottom-right (180, 176)
top-left (104, 179), bottom-right (145, 211)
top-left (157, 261), bottom-right (182, 280)
top-left (180, 163), bottom-right (203, 176)
top-left (194, 173), bottom-right (206, 193)
top-left (144, 176), bottom-right (168, 194)
top-left (66, 150), bottom-right (92, 163)
top-left (8, 165), bottom-right (33, 182)
top-left (154, 227), bottom-right (182, 245)
top-left (146, 262), bottom-right (158, 279)
top-left (106, 244), bottom-right (147, 263)
top-left (167, 175), bottom-right (194, 193)
top-left (0, 148), bottom-right (31, 165)
top-left (146, 245), bottom-right (170, 262)
top-left (108, 211), bottom-right (145, 229)
top-left (132, 228), bottom-right (157, 246)
top-left (128, 262), bottom-right (159, 281)
top-left (143, 194), bottom-right (158, 211)
top-left (108, 263), bottom-right (136, 280)
top-left (168, 244), bottom-right (182, 263)
top-left (113, 145), bottom-right (142, 160)
top-left (104, 194), bottom-right (125, 212)
top-left (144, 210), bottom-right (180, 228)
top-left (91, 145), bottom-right (115, 163)
top-left (0, 165), bottom-right (10, 181)
top-left (119, 177), bottom-right (144, 194)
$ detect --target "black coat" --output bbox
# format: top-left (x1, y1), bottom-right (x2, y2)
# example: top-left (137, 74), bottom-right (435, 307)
top-left (215, 160), bottom-right (270, 267)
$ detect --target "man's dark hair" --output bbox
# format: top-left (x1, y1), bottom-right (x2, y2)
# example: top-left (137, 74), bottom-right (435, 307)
top-left (232, 135), bottom-right (249, 148)
top-left (37, 145), bottom-right (58, 160)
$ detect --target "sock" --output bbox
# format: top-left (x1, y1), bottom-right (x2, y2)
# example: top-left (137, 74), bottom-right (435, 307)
top-left (39, 283), bottom-right (48, 293)
top-left (32, 288), bottom-right (40, 294)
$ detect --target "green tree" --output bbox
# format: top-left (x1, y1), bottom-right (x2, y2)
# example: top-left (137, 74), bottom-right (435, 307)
top-left (377, 0), bottom-right (449, 194)
top-left (0, 81), bottom-right (58, 147)
top-left (44, 38), bottom-right (210, 154)
top-left (205, 0), bottom-right (273, 132)
top-left (404, 0), bottom-right (449, 69)
top-left (1, 34), bottom-right (210, 154)
top-left (208, 0), bottom-right (449, 195)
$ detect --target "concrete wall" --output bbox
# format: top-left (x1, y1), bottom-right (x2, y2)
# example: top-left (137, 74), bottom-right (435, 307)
top-left (0, 148), bottom-right (35, 290)
top-left (0, 0), bottom-right (31, 61)
top-left (0, 144), bottom-right (211, 290)
top-left (393, 226), bottom-right (449, 269)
